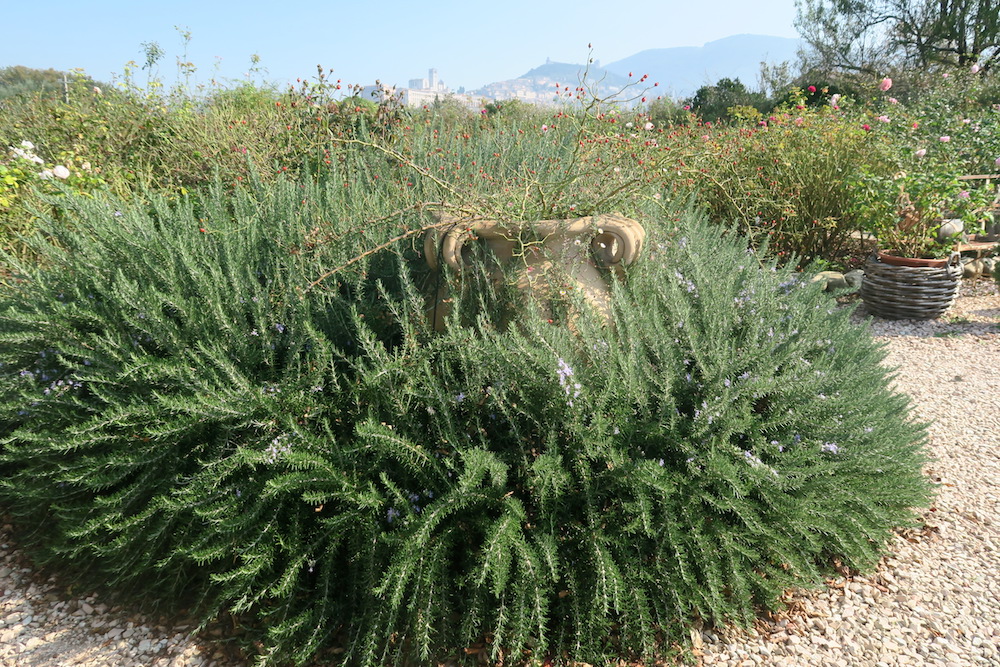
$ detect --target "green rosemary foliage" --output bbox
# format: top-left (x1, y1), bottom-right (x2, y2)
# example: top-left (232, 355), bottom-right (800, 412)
top-left (0, 181), bottom-right (931, 665)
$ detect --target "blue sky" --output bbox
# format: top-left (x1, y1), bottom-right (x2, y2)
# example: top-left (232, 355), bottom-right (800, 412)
top-left (4, 1), bottom-right (801, 93)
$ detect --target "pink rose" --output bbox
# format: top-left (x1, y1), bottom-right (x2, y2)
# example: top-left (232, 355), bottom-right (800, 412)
top-left (879, 78), bottom-right (892, 91)
top-left (939, 136), bottom-right (951, 142)
top-left (914, 149), bottom-right (927, 158)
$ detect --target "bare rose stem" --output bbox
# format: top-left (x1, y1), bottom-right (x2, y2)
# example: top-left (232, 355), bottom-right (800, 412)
top-left (302, 201), bottom-right (481, 293)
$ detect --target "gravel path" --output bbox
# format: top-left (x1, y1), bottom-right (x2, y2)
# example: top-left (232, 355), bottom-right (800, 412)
top-left (1, 282), bottom-right (998, 667)
top-left (698, 280), bottom-right (1000, 667)
top-left (0, 540), bottom-right (236, 666)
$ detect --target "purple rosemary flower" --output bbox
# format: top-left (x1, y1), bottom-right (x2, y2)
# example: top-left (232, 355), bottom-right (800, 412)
top-left (556, 358), bottom-right (581, 404)
top-left (264, 434), bottom-right (293, 463)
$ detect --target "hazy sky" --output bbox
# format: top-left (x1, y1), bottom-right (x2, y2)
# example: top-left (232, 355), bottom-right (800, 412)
top-left (4, 1), bottom-right (801, 93)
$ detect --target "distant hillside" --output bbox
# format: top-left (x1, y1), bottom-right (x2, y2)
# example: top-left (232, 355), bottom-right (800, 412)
top-left (470, 35), bottom-right (802, 104)
top-left (472, 60), bottom-right (632, 103)
top-left (604, 34), bottom-right (802, 98)
top-left (517, 62), bottom-right (631, 88)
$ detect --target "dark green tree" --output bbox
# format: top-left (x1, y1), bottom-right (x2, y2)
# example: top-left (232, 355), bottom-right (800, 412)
top-left (645, 96), bottom-right (691, 126)
top-left (687, 77), bottom-right (769, 122)
top-left (0, 66), bottom-right (109, 104)
top-left (0, 66), bottom-right (67, 101)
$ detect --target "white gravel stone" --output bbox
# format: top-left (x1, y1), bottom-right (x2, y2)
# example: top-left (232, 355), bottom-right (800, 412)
top-left (698, 282), bottom-right (1000, 666)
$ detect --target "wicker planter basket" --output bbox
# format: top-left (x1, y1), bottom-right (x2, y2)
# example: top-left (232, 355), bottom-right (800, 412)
top-left (860, 252), bottom-right (962, 319)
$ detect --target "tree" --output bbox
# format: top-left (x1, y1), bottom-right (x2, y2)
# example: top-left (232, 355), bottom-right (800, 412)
top-left (645, 96), bottom-right (690, 127)
top-left (795, 0), bottom-right (1000, 74)
top-left (0, 66), bottom-right (108, 103)
top-left (0, 66), bottom-right (67, 101)
top-left (687, 78), bottom-right (769, 123)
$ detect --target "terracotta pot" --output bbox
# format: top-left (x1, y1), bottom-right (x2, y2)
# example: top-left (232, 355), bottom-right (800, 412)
top-left (876, 251), bottom-right (959, 269)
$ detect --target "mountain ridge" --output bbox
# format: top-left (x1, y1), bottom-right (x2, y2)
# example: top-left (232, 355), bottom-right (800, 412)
top-left (605, 34), bottom-right (802, 97)
top-left (472, 34), bottom-right (801, 100)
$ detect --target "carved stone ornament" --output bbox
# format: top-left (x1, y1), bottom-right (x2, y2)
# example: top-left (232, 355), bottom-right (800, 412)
top-left (423, 213), bottom-right (645, 330)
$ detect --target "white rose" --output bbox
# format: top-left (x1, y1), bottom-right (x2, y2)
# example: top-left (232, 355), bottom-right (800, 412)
top-left (52, 165), bottom-right (71, 179)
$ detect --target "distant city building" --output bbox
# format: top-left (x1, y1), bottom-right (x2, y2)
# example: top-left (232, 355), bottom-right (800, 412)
top-left (360, 65), bottom-right (615, 110)
top-left (404, 68), bottom-right (447, 94)
top-left (358, 66), bottom-right (598, 110)
top-left (475, 77), bottom-right (566, 107)
top-left (361, 68), bottom-right (479, 110)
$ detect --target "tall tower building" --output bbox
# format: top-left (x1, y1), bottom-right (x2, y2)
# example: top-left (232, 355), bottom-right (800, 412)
top-left (429, 68), bottom-right (439, 90)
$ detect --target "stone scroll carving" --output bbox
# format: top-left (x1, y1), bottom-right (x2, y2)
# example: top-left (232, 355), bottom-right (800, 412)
top-left (423, 214), bottom-right (645, 330)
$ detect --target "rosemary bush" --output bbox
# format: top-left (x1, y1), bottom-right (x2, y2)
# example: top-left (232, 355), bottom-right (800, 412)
top-left (0, 179), bottom-right (931, 665)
